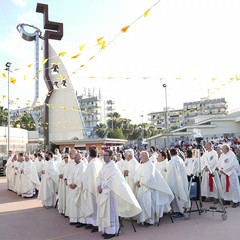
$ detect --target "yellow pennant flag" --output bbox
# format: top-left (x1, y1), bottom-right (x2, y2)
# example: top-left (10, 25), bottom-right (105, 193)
top-left (9, 77), bottom-right (16, 84)
top-left (2, 95), bottom-right (6, 99)
top-left (37, 69), bottom-right (42, 73)
top-left (121, 26), bottom-right (129, 33)
top-left (211, 77), bottom-right (217, 81)
top-left (235, 75), bottom-right (240, 81)
top-left (79, 45), bottom-right (85, 51)
top-left (100, 41), bottom-right (106, 49)
top-left (24, 75), bottom-right (27, 80)
top-left (14, 68), bottom-right (20, 71)
top-left (58, 52), bottom-right (67, 57)
top-left (42, 59), bottom-right (48, 64)
top-left (56, 74), bottom-right (63, 80)
top-left (176, 77), bottom-right (181, 80)
top-left (144, 9), bottom-right (150, 17)
top-left (33, 76), bottom-right (38, 80)
top-left (97, 37), bottom-right (104, 43)
top-left (16, 98), bottom-right (19, 101)
top-left (27, 64), bottom-right (32, 68)
top-left (1, 73), bottom-right (6, 78)
top-left (71, 53), bottom-right (81, 59)
top-left (80, 64), bottom-right (85, 68)
top-left (89, 56), bottom-right (95, 60)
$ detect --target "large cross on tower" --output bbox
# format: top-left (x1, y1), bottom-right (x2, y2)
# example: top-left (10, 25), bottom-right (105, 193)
top-left (36, 3), bottom-right (63, 149)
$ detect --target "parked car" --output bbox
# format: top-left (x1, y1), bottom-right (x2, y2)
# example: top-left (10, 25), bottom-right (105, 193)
top-left (0, 156), bottom-right (7, 176)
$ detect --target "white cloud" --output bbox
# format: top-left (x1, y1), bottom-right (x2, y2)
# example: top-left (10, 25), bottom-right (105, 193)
top-left (11, 0), bottom-right (30, 7)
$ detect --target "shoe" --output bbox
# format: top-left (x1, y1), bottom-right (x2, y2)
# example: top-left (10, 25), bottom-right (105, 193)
top-left (69, 222), bottom-right (77, 225)
top-left (223, 200), bottom-right (231, 205)
top-left (102, 233), bottom-right (107, 237)
top-left (103, 234), bottom-right (115, 239)
top-left (232, 202), bottom-right (239, 208)
top-left (76, 223), bottom-right (86, 228)
top-left (85, 224), bottom-right (93, 229)
top-left (91, 226), bottom-right (98, 232)
top-left (144, 222), bottom-right (154, 226)
top-left (213, 198), bottom-right (219, 204)
top-left (172, 213), bottom-right (184, 219)
top-left (204, 197), bottom-right (213, 202)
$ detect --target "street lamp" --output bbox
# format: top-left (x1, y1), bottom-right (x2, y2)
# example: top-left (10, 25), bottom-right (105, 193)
top-left (162, 83), bottom-right (169, 147)
top-left (5, 62), bottom-right (12, 154)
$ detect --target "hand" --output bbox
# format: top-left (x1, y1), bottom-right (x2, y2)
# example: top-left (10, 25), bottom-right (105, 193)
top-left (164, 168), bottom-right (167, 172)
top-left (136, 181), bottom-right (141, 187)
top-left (98, 185), bottom-right (102, 193)
top-left (59, 174), bottom-right (63, 179)
top-left (204, 167), bottom-right (209, 172)
top-left (71, 184), bottom-right (77, 189)
top-left (41, 170), bottom-right (45, 174)
top-left (123, 170), bottom-right (129, 177)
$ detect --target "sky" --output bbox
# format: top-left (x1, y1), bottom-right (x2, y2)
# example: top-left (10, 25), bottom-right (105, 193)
top-left (1, 0), bottom-right (240, 124)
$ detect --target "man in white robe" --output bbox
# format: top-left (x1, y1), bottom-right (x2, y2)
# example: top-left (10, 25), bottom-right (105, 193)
top-left (135, 151), bottom-right (174, 225)
top-left (5, 150), bottom-right (14, 190)
top-left (97, 149), bottom-right (142, 239)
top-left (57, 154), bottom-right (69, 215)
top-left (80, 148), bottom-right (103, 233)
top-left (38, 151), bottom-right (59, 208)
top-left (10, 155), bottom-right (18, 193)
top-left (155, 151), bottom-right (168, 180)
top-left (64, 148), bottom-right (77, 218)
top-left (21, 155), bottom-right (40, 198)
top-left (123, 149), bottom-right (140, 195)
top-left (201, 142), bottom-right (223, 202)
top-left (34, 153), bottom-right (45, 181)
top-left (219, 144), bottom-right (240, 207)
top-left (115, 152), bottom-right (125, 174)
top-left (166, 148), bottom-right (190, 218)
top-left (15, 153), bottom-right (25, 196)
top-left (67, 153), bottom-right (87, 224)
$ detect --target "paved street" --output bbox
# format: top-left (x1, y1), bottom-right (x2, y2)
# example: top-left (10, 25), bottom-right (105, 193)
top-left (0, 176), bottom-right (239, 240)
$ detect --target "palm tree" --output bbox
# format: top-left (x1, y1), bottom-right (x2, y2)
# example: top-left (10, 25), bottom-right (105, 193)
top-left (94, 123), bottom-right (108, 138)
top-left (12, 113), bottom-right (36, 131)
top-left (0, 106), bottom-right (8, 126)
top-left (107, 112), bottom-right (121, 129)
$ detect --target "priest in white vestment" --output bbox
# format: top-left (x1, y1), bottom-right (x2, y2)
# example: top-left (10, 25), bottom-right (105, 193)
top-left (219, 144), bottom-right (240, 208)
top-left (5, 150), bottom-right (14, 190)
top-left (38, 152), bottom-right (59, 208)
top-left (155, 151), bottom-right (168, 180)
top-left (57, 154), bottom-right (69, 215)
top-left (34, 153), bottom-right (45, 181)
top-left (67, 153), bottom-right (87, 224)
top-left (123, 149), bottom-right (140, 195)
top-left (64, 148), bottom-right (77, 218)
top-left (135, 151), bottom-right (174, 225)
top-left (21, 155), bottom-right (40, 198)
top-left (97, 149), bottom-right (142, 239)
top-left (166, 148), bottom-right (190, 218)
top-left (11, 155), bottom-right (18, 193)
top-left (201, 142), bottom-right (223, 201)
top-left (15, 153), bottom-right (25, 196)
top-left (115, 152), bottom-right (125, 174)
top-left (80, 148), bottom-right (103, 233)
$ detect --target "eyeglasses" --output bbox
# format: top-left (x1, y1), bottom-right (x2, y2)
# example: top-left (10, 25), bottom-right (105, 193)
top-left (63, 157), bottom-right (68, 159)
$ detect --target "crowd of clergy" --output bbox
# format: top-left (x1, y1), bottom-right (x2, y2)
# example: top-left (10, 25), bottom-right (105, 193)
top-left (4, 141), bottom-right (240, 239)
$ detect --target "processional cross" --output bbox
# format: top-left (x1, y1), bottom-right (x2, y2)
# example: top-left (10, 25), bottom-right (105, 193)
top-left (36, 3), bottom-right (63, 149)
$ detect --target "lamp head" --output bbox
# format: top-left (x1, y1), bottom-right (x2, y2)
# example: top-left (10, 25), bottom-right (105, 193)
top-left (5, 62), bottom-right (12, 70)
top-left (162, 83), bottom-right (167, 88)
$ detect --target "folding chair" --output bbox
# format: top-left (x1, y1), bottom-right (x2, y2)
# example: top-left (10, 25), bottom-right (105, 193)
top-left (117, 217), bottom-right (136, 236)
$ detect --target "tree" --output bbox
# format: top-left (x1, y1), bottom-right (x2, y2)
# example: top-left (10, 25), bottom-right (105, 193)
top-left (94, 123), bottom-right (108, 138)
top-left (0, 106), bottom-right (8, 126)
top-left (107, 128), bottom-right (125, 139)
top-left (107, 112), bottom-right (121, 129)
top-left (11, 112), bottom-right (36, 131)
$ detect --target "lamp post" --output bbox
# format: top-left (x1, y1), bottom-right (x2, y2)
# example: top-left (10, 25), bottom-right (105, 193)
top-left (5, 62), bottom-right (12, 154)
top-left (162, 83), bottom-right (168, 147)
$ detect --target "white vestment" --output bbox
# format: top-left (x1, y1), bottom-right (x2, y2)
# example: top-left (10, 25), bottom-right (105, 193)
top-left (201, 150), bottom-right (223, 199)
top-left (116, 159), bottom-right (125, 174)
top-left (68, 161), bottom-right (86, 223)
top-left (21, 160), bottom-right (40, 197)
top-left (15, 161), bottom-right (24, 196)
top-left (64, 159), bottom-right (76, 217)
top-left (155, 159), bottom-right (168, 180)
top-left (135, 160), bottom-right (174, 224)
top-left (97, 160), bottom-right (142, 234)
top-left (5, 156), bottom-right (13, 190)
top-left (38, 159), bottom-right (59, 207)
top-left (34, 159), bottom-right (45, 180)
top-left (219, 150), bottom-right (240, 203)
top-left (57, 161), bottom-right (69, 214)
top-left (123, 158), bottom-right (140, 195)
top-left (166, 155), bottom-right (190, 213)
top-left (80, 158), bottom-right (103, 226)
